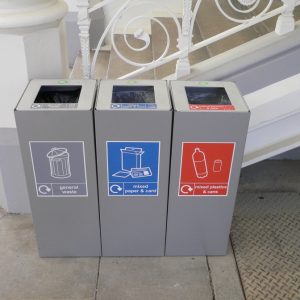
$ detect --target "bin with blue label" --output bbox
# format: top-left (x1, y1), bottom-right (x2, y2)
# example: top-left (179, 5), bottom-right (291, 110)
top-left (14, 79), bottom-right (101, 257)
top-left (95, 80), bottom-right (172, 256)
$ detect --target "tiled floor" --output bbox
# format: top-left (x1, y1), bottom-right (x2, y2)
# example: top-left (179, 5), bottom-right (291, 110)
top-left (0, 160), bottom-right (299, 300)
top-left (0, 210), bottom-right (242, 300)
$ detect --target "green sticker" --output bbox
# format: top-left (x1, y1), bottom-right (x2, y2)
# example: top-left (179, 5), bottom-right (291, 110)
top-left (198, 81), bottom-right (209, 86)
top-left (127, 80), bottom-right (138, 84)
top-left (58, 80), bottom-right (69, 84)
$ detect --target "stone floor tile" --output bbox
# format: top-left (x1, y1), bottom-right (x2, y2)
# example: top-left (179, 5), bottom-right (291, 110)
top-left (0, 214), bottom-right (98, 300)
top-left (207, 243), bottom-right (245, 300)
top-left (97, 256), bottom-right (213, 300)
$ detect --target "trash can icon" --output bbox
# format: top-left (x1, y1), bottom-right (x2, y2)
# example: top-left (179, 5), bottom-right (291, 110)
top-left (47, 147), bottom-right (71, 179)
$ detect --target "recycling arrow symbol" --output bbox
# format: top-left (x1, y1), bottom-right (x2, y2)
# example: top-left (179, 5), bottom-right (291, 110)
top-left (110, 184), bottom-right (123, 194)
top-left (180, 185), bottom-right (193, 194)
top-left (38, 185), bottom-right (52, 195)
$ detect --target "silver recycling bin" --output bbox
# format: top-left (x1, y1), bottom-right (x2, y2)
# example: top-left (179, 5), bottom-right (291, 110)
top-left (95, 80), bottom-right (172, 256)
top-left (166, 80), bottom-right (250, 256)
top-left (15, 79), bottom-right (101, 257)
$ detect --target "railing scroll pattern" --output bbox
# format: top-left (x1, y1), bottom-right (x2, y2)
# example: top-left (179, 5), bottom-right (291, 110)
top-left (77, 0), bottom-right (299, 79)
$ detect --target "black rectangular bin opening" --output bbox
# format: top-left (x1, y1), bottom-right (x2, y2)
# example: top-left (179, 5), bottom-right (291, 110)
top-left (185, 87), bottom-right (231, 105)
top-left (112, 86), bottom-right (155, 104)
top-left (34, 85), bottom-right (82, 104)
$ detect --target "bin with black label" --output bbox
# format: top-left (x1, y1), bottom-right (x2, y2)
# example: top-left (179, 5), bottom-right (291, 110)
top-left (15, 79), bottom-right (101, 257)
top-left (95, 80), bottom-right (172, 256)
top-left (166, 81), bottom-right (250, 256)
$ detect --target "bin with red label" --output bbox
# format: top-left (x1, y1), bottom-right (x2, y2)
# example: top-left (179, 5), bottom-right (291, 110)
top-left (166, 81), bottom-right (250, 256)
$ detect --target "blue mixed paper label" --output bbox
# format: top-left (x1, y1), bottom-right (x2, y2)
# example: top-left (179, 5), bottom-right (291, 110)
top-left (107, 141), bottom-right (160, 196)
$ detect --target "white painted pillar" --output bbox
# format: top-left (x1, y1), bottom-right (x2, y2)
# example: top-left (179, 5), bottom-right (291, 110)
top-left (77, 0), bottom-right (91, 79)
top-left (0, 0), bottom-right (68, 213)
top-left (175, 0), bottom-right (192, 78)
top-left (275, 0), bottom-right (297, 35)
top-left (0, 0), bottom-right (68, 130)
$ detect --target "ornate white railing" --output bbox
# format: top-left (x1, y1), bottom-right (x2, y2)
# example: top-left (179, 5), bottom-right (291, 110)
top-left (77, 0), bottom-right (300, 79)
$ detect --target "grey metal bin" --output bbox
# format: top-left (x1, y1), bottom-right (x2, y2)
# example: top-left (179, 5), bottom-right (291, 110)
top-left (95, 80), bottom-right (172, 256)
top-left (14, 79), bottom-right (101, 257)
top-left (166, 81), bottom-right (250, 256)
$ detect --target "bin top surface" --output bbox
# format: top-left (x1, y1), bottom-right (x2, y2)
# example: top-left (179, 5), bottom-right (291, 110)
top-left (170, 81), bottom-right (249, 113)
top-left (95, 80), bottom-right (172, 111)
top-left (15, 79), bottom-right (97, 111)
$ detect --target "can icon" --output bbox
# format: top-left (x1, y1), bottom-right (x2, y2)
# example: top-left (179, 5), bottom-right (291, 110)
top-left (47, 148), bottom-right (71, 179)
top-left (192, 148), bottom-right (208, 178)
top-left (213, 159), bottom-right (222, 172)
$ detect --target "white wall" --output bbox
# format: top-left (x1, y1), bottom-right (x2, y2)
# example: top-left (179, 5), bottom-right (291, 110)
top-left (0, 35), bottom-right (28, 128)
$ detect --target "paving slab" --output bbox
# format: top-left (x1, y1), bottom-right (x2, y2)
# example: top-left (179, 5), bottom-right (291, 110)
top-left (97, 256), bottom-right (213, 300)
top-left (0, 214), bottom-right (99, 300)
top-left (207, 243), bottom-right (245, 300)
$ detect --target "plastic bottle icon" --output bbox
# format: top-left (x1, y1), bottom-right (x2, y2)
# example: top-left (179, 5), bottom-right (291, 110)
top-left (192, 148), bottom-right (208, 178)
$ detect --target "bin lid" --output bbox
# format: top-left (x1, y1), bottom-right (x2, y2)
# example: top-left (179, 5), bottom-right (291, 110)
top-left (15, 79), bottom-right (97, 111)
top-left (95, 80), bottom-right (172, 111)
top-left (170, 81), bottom-right (249, 112)
top-left (47, 148), bottom-right (68, 159)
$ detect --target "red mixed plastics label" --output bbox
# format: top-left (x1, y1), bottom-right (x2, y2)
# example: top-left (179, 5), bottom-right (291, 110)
top-left (189, 104), bottom-right (235, 111)
top-left (179, 142), bottom-right (235, 196)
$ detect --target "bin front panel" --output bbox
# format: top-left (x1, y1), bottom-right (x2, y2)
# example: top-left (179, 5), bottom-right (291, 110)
top-left (96, 110), bottom-right (172, 256)
top-left (15, 80), bottom-right (101, 257)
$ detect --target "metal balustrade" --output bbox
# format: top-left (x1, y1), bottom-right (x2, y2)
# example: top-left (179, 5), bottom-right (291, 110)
top-left (77, 0), bottom-right (300, 79)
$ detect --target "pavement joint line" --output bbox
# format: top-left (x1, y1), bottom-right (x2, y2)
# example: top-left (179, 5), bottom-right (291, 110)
top-left (229, 236), bottom-right (247, 300)
top-left (94, 256), bottom-right (101, 300)
top-left (206, 256), bottom-right (216, 300)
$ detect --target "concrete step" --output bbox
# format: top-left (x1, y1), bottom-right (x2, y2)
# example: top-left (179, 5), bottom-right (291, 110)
top-left (70, 50), bottom-right (110, 79)
top-left (251, 0), bottom-right (282, 32)
top-left (151, 17), bottom-right (179, 78)
top-left (106, 34), bottom-right (154, 79)
top-left (195, 0), bottom-right (270, 56)
top-left (151, 17), bottom-right (210, 79)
